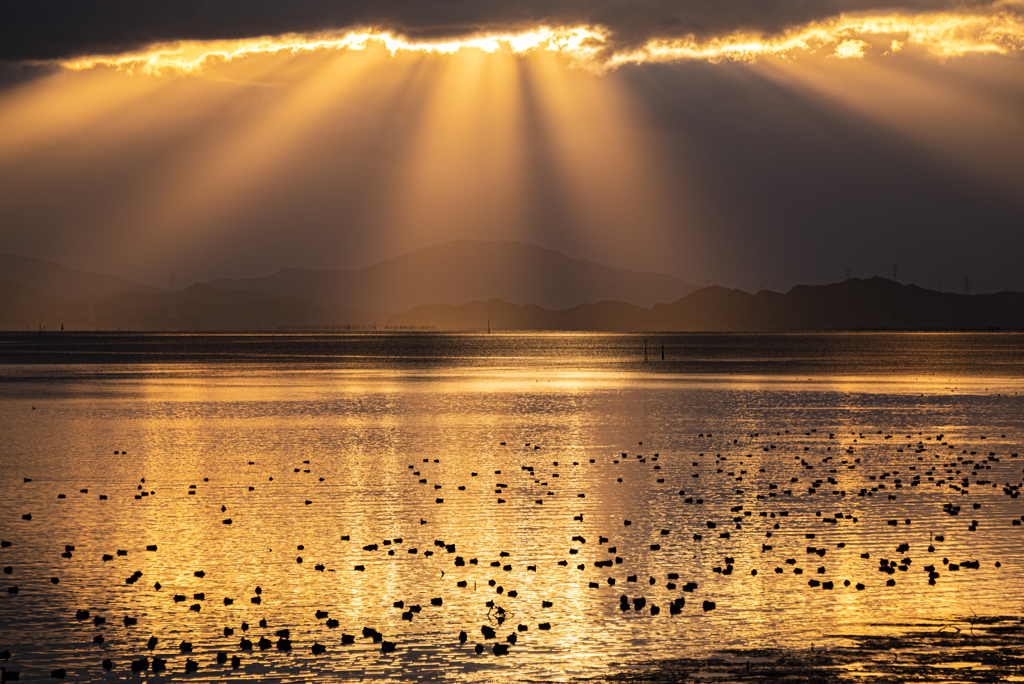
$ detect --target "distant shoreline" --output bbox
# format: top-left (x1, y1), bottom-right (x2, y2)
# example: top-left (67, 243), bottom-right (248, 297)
top-left (2, 328), bottom-right (1023, 335)
top-left (1, 332), bottom-right (1022, 380)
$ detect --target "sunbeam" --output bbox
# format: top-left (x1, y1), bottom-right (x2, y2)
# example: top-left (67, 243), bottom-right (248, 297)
top-left (1, 6), bottom-right (1023, 287)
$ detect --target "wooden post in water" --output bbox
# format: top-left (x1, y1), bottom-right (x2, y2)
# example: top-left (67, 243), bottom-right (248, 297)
top-left (643, 339), bottom-right (649, 363)
top-left (661, 340), bottom-right (664, 361)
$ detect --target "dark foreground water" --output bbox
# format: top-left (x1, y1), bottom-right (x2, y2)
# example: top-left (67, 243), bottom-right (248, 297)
top-left (0, 332), bottom-right (1022, 682)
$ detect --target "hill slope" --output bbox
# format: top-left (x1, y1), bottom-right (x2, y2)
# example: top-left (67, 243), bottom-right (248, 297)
top-left (0, 252), bottom-right (158, 299)
top-left (0, 283), bottom-right (386, 331)
top-left (388, 278), bottom-right (1024, 331)
top-left (208, 240), bottom-right (696, 311)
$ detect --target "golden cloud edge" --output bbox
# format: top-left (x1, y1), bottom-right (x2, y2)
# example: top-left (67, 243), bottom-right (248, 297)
top-left (55, 10), bottom-right (1024, 74)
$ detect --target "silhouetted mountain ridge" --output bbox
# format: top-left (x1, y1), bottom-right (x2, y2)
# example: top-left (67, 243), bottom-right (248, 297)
top-left (2, 248), bottom-right (1021, 331)
top-left (0, 252), bottom-right (157, 298)
top-left (388, 278), bottom-right (1024, 331)
top-left (207, 240), bottom-right (697, 310)
top-left (0, 281), bottom-right (386, 331)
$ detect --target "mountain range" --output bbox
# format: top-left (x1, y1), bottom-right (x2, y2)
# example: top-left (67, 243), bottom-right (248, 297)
top-left (0, 241), bottom-right (693, 331)
top-left (1, 242), bottom-right (1022, 331)
top-left (388, 279), bottom-right (1024, 331)
top-left (208, 240), bottom-right (695, 311)
top-left (0, 252), bottom-right (157, 299)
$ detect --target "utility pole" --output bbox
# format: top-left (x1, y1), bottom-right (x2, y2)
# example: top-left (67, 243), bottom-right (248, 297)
top-left (845, 267), bottom-right (851, 281)
top-left (893, 264), bottom-right (898, 282)
top-left (964, 277), bottom-right (971, 294)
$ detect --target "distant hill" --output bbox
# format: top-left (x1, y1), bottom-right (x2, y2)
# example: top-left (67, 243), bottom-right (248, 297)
top-left (0, 283), bottom-right (386, 331)
top-left (4, 250), bottom-right (1020, 332)
top-left (0, 252), bottom-right (157, 299)
top-left (0, 279), bottom-right (58, 305)
top-left (208, 240), bottom-right (697, 311)
top-left (387, 278), bottom-right (1024, 331)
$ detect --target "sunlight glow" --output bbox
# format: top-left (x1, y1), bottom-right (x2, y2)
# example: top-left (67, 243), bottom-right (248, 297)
top-left (609, 11), bottom-right (1024, 66)
top-left (55, 10), bottom-right (1024, 75)
top-left (58, 27), bottom-right (608, 74)
top-left (4, 32), bottom-right (682, 278)
top-left (834, 40), bottom-right (868, 59)
top-left (6, 7), bottom-right (1023, 284)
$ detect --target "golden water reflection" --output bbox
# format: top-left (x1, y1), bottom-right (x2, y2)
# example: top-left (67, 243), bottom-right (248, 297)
top-left (0, 340), bottom-right (1022, 681)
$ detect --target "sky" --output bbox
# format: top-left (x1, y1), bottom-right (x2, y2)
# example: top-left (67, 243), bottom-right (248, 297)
top-left (1, 1), bottom-right (1023, 293)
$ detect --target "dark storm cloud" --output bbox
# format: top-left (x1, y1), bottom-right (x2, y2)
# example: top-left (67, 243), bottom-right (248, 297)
top-left (0, 0), bottom-right (1008, 61)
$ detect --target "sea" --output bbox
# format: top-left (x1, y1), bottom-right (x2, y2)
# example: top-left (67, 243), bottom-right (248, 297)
top-left (1, 332), bottom-right (1022, 682)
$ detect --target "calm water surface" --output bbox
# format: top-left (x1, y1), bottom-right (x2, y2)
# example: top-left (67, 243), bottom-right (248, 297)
top-left (1, 332), bottom-right (1023, 682)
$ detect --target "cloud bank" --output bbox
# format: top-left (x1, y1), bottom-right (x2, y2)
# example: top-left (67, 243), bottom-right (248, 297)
top-left (4, 0), bottom-right (1023, 64)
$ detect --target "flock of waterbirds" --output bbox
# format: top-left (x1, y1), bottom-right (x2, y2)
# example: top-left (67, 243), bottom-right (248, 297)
top-left (2, 428), bottom-right (1023, 680)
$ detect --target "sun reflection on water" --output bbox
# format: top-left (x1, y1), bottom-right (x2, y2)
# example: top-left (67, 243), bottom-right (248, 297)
top-left (0, 334), bottom-right (1022, 681)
